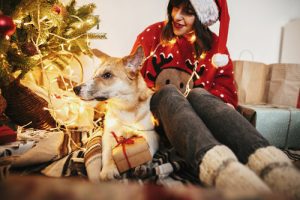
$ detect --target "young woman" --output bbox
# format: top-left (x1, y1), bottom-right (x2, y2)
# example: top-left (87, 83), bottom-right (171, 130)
top-left (131, 0), bottom-right (300, 198)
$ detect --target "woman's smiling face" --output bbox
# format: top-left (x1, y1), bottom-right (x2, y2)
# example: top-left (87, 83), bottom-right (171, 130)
top-left (171, 2), bottom-right (196, 36)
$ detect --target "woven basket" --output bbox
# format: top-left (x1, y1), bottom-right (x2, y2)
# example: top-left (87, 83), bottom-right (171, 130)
top-left (1, 80), bottom-right (56, 129)
top-left (0, 93), bottom-right (7, 115)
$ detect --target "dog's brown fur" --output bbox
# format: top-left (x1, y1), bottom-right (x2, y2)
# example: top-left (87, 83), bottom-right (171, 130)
top-left (74, 47), bottom-right (159, 180)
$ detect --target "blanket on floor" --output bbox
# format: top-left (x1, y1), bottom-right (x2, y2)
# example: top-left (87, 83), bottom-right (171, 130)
top-left (0, 128), bottom-right (200, 186)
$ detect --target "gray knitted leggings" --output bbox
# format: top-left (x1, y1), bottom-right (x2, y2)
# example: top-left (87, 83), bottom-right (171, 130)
top-left (150, 85), bottom-right (269, 170)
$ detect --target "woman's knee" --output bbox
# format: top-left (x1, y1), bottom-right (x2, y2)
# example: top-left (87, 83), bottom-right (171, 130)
top-left (151, 85), bottom-right (181, 106)
top-left (187, 87), bottom-right (211, 102)
top-left (150, 85), bottom-right (182, 115)
top-left (190, 87), bottom-right (210, 95)
top-left (157, 84), bottom-right (181, 96)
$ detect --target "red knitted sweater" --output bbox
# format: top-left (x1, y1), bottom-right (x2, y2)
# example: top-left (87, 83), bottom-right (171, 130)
top-left (131, 21), bottom-right (238, 108)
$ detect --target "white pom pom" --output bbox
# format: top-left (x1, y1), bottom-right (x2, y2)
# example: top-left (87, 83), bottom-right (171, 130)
top-left (212, 53), bottom-right (229, 68)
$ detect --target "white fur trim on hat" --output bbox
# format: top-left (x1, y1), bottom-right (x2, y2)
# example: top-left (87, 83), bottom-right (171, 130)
top-left (189, 0), bottom-right (219, 26)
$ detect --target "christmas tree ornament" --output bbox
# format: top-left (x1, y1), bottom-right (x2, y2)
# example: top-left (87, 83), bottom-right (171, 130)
top-left (21, 42), bottom-right (38, 56)
top-left (52, 4), bottom-right (62, 15)
top-left (0, 14), bottom-right (16, 36)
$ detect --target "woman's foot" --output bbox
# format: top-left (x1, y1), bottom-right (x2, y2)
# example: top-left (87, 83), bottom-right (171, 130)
top-left (247, 146), bottom-right (300, 199)
top-left (199, 145), bottom-right (270, 199)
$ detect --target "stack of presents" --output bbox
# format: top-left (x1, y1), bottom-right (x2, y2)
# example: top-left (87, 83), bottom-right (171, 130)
top-left (233, 61), bottom-right (300, 149)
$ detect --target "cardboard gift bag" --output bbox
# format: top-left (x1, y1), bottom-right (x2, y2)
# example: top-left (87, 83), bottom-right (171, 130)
top-left (267, 64), bottom-right (300, 108)
top-left (112, 135), bottom-right (152, 173)
top-left (233, 61), bottom-right (270, 104)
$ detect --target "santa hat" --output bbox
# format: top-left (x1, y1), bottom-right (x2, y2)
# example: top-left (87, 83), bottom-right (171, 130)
top-left (189, 0), bottom-right (230, 67)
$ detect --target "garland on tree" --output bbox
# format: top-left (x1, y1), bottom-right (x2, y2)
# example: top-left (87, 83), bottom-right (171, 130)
top-left (0, 0), bottom-right (106, 88)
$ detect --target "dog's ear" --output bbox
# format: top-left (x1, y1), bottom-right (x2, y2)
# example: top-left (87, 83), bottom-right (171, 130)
top-left (123, 46), bottom-right (145, 78)
top-left (92, 49), bottom-right (110, 60)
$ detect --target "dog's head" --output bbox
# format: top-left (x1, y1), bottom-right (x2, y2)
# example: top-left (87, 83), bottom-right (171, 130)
top-left (73, 46), bottom-right (145, 102)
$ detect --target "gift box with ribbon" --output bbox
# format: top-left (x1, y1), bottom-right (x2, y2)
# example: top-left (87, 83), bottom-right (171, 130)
top-left (111, 132), bottom-right (152, 173)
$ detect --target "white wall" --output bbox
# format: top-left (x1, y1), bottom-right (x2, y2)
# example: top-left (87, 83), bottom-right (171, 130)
top-left (228, 0), bottom-right (300, 64)
top-left (89, 0), bottom-right (168, 57)
top-left (73, 0), bottom-right (300, 64)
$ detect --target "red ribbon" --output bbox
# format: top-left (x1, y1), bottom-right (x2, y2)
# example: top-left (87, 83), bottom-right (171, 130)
top-left (111, 131), bottom-right (139, 169)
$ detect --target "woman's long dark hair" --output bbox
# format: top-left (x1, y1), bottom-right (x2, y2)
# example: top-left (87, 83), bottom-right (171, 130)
top-left (161, 0), bottom-right (214, 58)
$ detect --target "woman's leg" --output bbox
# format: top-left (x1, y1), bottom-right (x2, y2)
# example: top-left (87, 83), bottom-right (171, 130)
top-left (186, 87), bottom-right (269, 163)
top-left (150, 85), bottom-right (270, 198)
top-left (187, 88), bottom-right (300, 198)
top-left (150, 85), bottom-right (219, 170)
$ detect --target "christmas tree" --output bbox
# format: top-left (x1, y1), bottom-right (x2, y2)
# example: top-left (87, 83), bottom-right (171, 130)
top-left (0, 0), bottom-right (106, 129)
top-left (0, 0), bottom-right (105, 87)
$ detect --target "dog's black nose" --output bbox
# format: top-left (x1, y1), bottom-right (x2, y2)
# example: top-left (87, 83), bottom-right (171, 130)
top-left (73, 86), bottom-right (81, 95)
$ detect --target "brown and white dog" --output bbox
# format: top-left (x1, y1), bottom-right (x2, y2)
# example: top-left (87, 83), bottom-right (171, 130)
top-left (73, 47), bottom-right (159, 180)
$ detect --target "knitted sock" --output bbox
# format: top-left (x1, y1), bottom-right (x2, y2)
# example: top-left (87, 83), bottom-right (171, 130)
top-left (199, 145), bottom-right (270, 199)
top-left (247, 146), bottom-right (300, 199)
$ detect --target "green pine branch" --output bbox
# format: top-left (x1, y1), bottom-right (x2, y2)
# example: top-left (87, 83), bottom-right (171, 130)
top-left (0, 0), bottom-right (105, 88)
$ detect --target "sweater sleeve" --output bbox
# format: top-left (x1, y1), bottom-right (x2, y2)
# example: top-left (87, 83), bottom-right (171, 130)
top-left (208, 53), bottom-right (238, 108)
top-left (131, 34), bottom-right (142, 54)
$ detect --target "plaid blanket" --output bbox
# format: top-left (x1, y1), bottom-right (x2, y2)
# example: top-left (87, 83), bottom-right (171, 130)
top-left (2, 128), bottom-right (299, 184)
top-left (0, 128), bottom-right (200, 186)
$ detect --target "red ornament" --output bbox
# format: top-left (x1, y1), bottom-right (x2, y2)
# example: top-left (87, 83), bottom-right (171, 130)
top-left (52, 5), bottom-right (62, 14)
top-left (0, 14), bottom-right (16, 36)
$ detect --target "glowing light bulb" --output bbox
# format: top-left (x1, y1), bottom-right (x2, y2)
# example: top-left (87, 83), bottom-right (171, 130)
top-left (169, 38), bottom-right (176, 45)
top-left (189, 34), bottom-right (196, 43)
top-left (41, 16), bottom-right (48, 21)
top-left (66, 67), bottom-right (74, 75)
top-left (200, 52), bottom-right (206, 60)
top-left (106, 118), bottom-right (117, 128)
top-left (79, 105), bottom-right (85, 113)
top-left (151, 115), bottom-right (159, 126)
top-left (14, 20), bottom-right (22, 24)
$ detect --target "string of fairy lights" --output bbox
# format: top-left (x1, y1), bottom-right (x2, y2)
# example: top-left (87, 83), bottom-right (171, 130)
top-left (1, 0), bottom-right (208, 137)
top-left (0, 0), bottom-right (104, 136)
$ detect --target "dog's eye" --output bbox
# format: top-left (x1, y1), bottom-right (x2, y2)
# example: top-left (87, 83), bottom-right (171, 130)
top-left (101, 72), bottom-right (112, 79)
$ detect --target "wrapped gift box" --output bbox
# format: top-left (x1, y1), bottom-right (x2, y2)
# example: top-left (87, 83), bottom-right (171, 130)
top-left (112, 136), bottom-right (152, 173)
top-left (240, 104), bottom-right (300, 149)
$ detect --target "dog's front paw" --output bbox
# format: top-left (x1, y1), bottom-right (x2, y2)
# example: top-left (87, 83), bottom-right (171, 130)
top-left (99, 163), bottom-right (120, 181)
